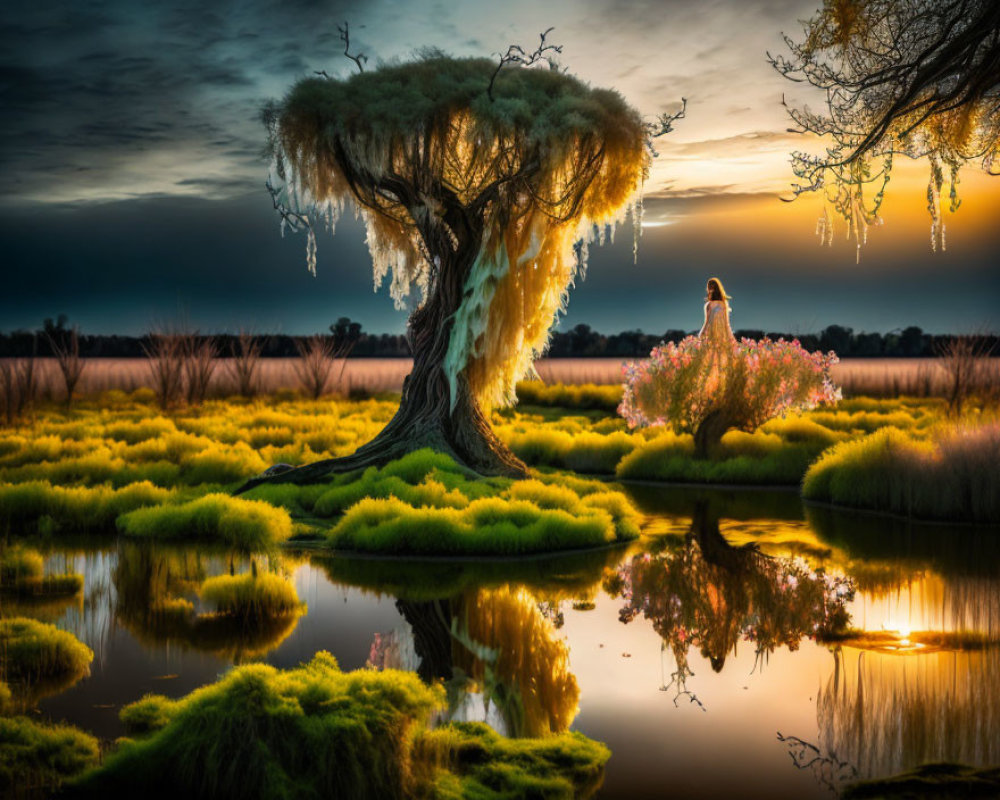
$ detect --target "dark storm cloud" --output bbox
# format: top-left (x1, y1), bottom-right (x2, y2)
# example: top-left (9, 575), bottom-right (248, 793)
top-left (0, 0), bottom-right (996, 336)
top-left (0, 0), bottom-right (363, 201)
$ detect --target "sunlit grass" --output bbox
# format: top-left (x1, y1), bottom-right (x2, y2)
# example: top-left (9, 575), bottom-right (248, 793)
top-left (0, 390), bottom-right (976, 541)
top-left (803, 423), bottom-right (1000, 522)
top-left (117, 494), bottom-right (293, 549)
top-left (247, 449), bottom-right (640, 556)
top-left (0, 716), bottom-right (99, 794)
top-left (74, 651), bottom-right (610, 799)
top-left (0, 617), bottom-right (94, 695)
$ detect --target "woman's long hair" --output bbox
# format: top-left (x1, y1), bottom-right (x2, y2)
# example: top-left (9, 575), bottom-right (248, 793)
top-left (706, 277), bottom-right (732, 306)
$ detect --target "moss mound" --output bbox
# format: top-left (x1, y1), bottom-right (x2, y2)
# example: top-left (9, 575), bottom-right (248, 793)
top-left (0, 617), bottom-right (93, 707)
top-left (117, 493), bottom-right (293, 549)
top-left (0, 716), bottom-right (100, 794)
top-left (73, 652), bottom-right (440, 799)
top-left (418, 721), bottom-right (610, 799)
top-left (72, 651), bottom-right (611, 800)
top-left (249, 450), bottom-right (639, 556)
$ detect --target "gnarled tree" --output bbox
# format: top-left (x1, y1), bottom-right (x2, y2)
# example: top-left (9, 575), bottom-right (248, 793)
top-left (771, 0), bottom-right (1000, 257)
top-left (243, 50), bottom-right (661, 490)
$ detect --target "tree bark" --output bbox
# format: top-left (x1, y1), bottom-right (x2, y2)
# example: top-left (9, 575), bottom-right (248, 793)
top-left (235, 204), bottom-right (528, 495)
top-left (692, 410), bottom-right (731, 459)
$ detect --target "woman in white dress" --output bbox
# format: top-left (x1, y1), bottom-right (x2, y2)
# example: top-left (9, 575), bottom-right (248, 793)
top-left (698, 278), bottom-right (734, 398)
top-left (699, 277), bottom-right (734, 345)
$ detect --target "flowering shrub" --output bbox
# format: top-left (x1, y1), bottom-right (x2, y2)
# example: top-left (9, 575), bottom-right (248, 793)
top-left (619, 336), bottom-right (841, 443)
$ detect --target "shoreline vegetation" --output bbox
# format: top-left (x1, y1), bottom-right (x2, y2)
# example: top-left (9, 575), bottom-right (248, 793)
top-left (0, 388), bottom-right (996, 549)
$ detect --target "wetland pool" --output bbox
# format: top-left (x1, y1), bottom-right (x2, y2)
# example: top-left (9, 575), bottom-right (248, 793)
top-left (10, 485), bottom-right (1000, 799)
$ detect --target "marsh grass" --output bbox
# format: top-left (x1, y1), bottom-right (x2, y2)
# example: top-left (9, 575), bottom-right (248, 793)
top-left (415, 721), bottom-right (610, 799)
top-left (0, 716), bottom-right (99, 795)
top-left (72, 651), bottom-right (443, 799)
top-left (116, 494), bottom-right (293, 549)
top-left (247, 449), bottom-right (640, 556)
top-left (0, 617), bottom-right (93, 709)
top-left (803, 423), bottom-right (1000, 523)
top-left (0, 481), bottom-right (173, 534)
top-left (74, 651), bottom-right (609, 800)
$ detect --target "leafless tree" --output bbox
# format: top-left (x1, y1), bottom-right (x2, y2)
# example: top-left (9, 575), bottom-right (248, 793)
top-left (294, 335), bottom-right (338, 400)
top-left (45, 325), bottom-right (87, 408)
top-left (227, 330), bottom-right (264, 399)
top-left (143, 330), bottom-right (185, 410)
top-left (183, 335), bottom-right (218, 405)
top-left (0, 361), bottom-right (16, 426)
top-left (936, 330), bottom-right (997, 415)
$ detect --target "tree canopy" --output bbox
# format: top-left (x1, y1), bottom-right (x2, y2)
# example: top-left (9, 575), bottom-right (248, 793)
top-left (264, 52), bottom-right (649, 412)
top-left (772, 0), bottom-right (1000, 255)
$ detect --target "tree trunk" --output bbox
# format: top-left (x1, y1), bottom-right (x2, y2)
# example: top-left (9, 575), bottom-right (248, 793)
top-left (692, 410), bottom-right (730, 459)
top-left (236, 215), bottom-right (528, 495)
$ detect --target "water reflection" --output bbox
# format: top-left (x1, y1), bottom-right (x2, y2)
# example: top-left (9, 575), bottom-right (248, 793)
top-left (112, 543), bottom-right (305, 662)
top-left (3, 486), bottom-right (999, 798)
top-left (818, 647), bottom-right (1000, 779)
top-left (604, 499), bottom-right (854, 704)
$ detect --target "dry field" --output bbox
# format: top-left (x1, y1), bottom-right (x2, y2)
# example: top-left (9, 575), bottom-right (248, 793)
top-left (5, 356), bottom-right (997, 400)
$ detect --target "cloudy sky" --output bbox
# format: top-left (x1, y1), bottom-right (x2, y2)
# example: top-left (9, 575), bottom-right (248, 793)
top-left (1, 0), bottom-right (997, 336)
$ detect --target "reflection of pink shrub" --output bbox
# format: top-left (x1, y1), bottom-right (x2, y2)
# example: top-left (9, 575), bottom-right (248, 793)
top-left (620, 336), bottom-right (841, 455)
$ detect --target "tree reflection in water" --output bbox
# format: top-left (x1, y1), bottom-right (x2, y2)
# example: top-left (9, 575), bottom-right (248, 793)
top-left (377, 588), bottom-right (580, 738)
top-left (604, 500), bottom-right (854, 704)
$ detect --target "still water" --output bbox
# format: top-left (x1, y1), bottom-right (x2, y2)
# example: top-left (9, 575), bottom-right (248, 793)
top-left (10, 485), bottom-right (1000, 799)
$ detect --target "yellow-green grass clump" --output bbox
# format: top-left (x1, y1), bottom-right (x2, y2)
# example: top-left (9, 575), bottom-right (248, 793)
top-left (0, 480), bottom-right (173, 535)
top-left (77, 652), bottom-right (609, 799)
top-left (248, 449), bottom-right (640, 556)
top-left (0, 547), bottom-right (83, 597)
top-left (117, 494), bottom-right (293, 549)
top-left (0, 618), bottom-right (93, 705)
top-left (417, 722), bottom-right (610, 799)
top-left (199, 572), bottom-right (304, 621)
top-left (615, 429), bottom-right (827, 485)
top-left (0, 716), bottom-right (100, 794)
top-left (803, 423), bottom-right (1000, 523)
top-left (515, 380), bottom-right (622, 411)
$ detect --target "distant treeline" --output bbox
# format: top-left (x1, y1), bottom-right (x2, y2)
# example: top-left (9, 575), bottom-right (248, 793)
top-left (0, 318), bottom-right (993, 359)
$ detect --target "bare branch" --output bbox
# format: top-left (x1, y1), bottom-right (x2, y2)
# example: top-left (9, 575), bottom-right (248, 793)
top-left (337, 21), bottom-right (368, 74)
top-left (488, 27), bottom-right (564, 101)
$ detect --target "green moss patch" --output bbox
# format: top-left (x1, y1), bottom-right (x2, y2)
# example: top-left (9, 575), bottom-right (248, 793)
top-left (0, 480), bottom-right (173, 535)
top-left (248, 450), bottom-right (639, 556)
top-left (73, 652), bottom-right (610, 800)
top-left (117, 494), bottom-right (293, 549)
top-left (0, 716), bottom-right (100, 794)
top-left (418, 721), bottom-right (610, 800)
top-left (0, 617), bottom-right (93, 707)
